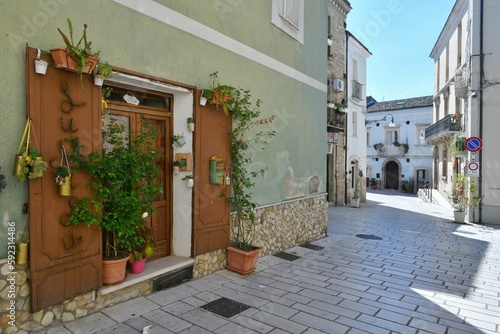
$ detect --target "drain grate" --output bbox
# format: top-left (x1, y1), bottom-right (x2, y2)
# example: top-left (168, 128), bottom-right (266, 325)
top-left (200, 297), bottom-right (250, 318)
top-left (274, 251), bottom-right (301, 261)
top-left (300, 243), bottom-right (324, 251)
top-left (356, 234), bottom-right (382, 240)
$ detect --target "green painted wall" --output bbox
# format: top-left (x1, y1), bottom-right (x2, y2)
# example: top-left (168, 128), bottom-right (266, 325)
top-left (0, 1), bottom-right (327, 258)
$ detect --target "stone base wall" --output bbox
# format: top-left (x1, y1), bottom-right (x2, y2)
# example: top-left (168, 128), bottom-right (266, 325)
top-left (193, 194), bottom-right (328, 277)
top-left (0, 263), bottom-right (151, 334)
top-left (1, 195), bottom-right (328, 331)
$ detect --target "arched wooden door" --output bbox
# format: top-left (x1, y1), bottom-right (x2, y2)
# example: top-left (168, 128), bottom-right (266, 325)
top-left (385, 161), bottom-right (399, 189)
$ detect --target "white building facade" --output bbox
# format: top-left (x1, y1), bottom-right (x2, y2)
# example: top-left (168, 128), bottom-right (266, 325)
top-left (428, 0), bottom-right (500, 224)
top-left (346, 32), bottom-right (371, 203)
top-left (366, 97), bottom-right (433, 193)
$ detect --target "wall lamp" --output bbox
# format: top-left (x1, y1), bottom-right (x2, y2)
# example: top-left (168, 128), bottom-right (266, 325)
top-left (365, 114), bottom-right (395, 127)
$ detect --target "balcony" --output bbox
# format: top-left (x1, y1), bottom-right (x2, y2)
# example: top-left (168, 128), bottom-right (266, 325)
top-left (327, 106), bottom-right (345, 133)
top-left (425, 114), bottom-right (462, 142)
top-left (374, 144), bottom-right (406, 157)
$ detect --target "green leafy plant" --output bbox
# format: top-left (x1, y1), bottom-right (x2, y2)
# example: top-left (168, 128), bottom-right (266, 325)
top-left (93, 61), bottom-right (113, 80)
top-left (57, 18), bottom-right (100, 76)
top-left (66, 119), bottom-right (162, 259)
top-left (450, 174), bottom-right (481, 213)
top-left (130, 215), bottom-right (155, 264)
top-left (203, 71), bottom-right (236, 115)
top-left (187, 117), bottom-right (194, 124)
top-left (209, 73), bottom-right (276, 251)
top-left (17, 147), bottom-right (48, 182)
top-left (369, 178), bottom-right (377, 187)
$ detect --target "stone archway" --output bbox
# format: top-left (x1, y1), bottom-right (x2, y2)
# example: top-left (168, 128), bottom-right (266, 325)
top-left (385, 160), bottom-right (399, 189)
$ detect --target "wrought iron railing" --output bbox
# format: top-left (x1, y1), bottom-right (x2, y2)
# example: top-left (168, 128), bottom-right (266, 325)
top-left (425, 114), bottom-right (462, 140)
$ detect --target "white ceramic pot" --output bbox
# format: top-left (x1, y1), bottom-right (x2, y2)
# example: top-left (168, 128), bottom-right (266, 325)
top-left (188, 123), bottom-right (195, 132)
top-left (35, 59), bottom-right (48, 74)
top-left (94, 75), bottom-right (104, 86)
top-left (187, 178), bottom-right (194, 188)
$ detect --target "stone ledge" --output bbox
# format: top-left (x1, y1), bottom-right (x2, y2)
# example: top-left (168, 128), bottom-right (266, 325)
top-left (99, 256), bottom-right (194, 296)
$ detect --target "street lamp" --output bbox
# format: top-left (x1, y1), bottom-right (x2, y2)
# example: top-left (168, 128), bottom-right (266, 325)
top-left (365, 114), bottom-right (395, 127)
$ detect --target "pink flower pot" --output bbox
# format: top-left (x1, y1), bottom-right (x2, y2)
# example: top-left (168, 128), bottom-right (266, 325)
top-left (130, 258), bottom-right (147, 274)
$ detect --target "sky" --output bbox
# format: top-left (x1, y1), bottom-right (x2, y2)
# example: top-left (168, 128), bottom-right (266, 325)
top-left (346, 0), bottom-right (456, 102)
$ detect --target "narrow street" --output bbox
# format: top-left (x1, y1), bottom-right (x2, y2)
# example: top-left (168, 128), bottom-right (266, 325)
top-left (41, 190), bottom-right (500, 334)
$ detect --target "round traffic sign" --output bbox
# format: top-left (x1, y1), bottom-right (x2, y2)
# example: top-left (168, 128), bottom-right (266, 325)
top-left (468, 162), bottom-right (479, 171)
top-left (465, 137), bottom-right (482, 152)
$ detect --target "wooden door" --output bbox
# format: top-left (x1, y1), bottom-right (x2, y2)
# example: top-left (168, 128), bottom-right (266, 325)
top-left (106, 99), bottom-right (172, 259)
top-left (192, 90), bottom-right (232, 256)
top-left (27, 47), bottom-right (102, 312)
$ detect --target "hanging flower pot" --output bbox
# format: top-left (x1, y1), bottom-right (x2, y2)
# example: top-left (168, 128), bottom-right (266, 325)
top-left (172, 134), bottom-right (186, 147)
top-left (55, 147), bottom-right (72, 196)
top-left (94, 76), bottom-right (104, 86)
top-left (15, 242), bottom-right (29, 265)
top-left (35, 59), bottom-right (48, 75)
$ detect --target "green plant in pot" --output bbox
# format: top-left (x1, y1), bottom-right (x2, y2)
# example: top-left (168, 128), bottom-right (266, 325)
top-left (66, 118), bottom-right (161, 282)
top-left (369, 178), bottom-right (377, 189)
top-left (209, 72), bottom-right (276, 274)
top-left (17, 147), bottom-right (48, 182)
top-left (52, 18), bottom-right (101, 85)
top-left (449, 174), bottom-right (481, 223)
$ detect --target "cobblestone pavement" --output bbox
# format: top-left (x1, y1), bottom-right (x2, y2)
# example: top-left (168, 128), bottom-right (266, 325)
top-left (40, 190), bottom-right (500, 334)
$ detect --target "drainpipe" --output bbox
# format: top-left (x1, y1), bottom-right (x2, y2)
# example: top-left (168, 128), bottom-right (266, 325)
top-left (478, 0), bottom-right (484, 223)
top-left (344, 30), bottom-right (350, 205)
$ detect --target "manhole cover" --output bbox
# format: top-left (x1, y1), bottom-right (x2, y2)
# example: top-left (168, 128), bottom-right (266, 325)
top-left (356, 234), bottom-right (382, 240)
top-left (200, 297), bottom-right (250, 318)
top-left (274, 251), bottom-right (301, 261)
top-left (300, 243), bottom-right (324, 251)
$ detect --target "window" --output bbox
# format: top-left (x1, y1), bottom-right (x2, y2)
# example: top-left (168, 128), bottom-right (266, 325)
top-left (366, 129), bottom-right (371, 146)
top-left (385, 129), bottom-right (399, 145)
top-left (352, 111), bottom-right (358, 137)
top-left (442, 146), bottom-right (448, 180)
top-left (415, 125), bottom-right (428, 146)
top-left (271, 0), bottom-right (304, 44)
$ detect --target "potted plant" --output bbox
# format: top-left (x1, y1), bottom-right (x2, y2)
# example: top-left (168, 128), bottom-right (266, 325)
top-left (209, 73), bottom-right (276, 275)
top-left (172, 134), bottom-right (186, 147)
top-left (51, 18), bottom-right (100, 83)
top-left (173, 160), bottom-right (181, 175)
top-left (203, 71), bottom-right (235, 115)
top-left (54, 165), bottom-right (71, 196)
top-left (369, 178), bottom-right (377, 190)
top-left (182, 174), bottom-right (194, 188)
top-left (93, 61), bottom-right (113, 86)
top-left (66, 119), bottom-right (161, 284)
top-left (129, 213), bottom-right (155, 274)
top-left (450, 174), bottom-right (481, 223)
top-left (16, 147), bottom-right (48, 182)
top-left (187, 117), bottom-right (195, 132)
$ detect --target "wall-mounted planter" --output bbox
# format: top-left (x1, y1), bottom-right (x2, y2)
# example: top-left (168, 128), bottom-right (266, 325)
top-left (94, 75), bottom-right (104, 86)
top-left (172, 135), bottom-right (186, 147)
top-left (35, 59), bottom-right (48, 75)
top-left (50, 48), bottom-right (98, 73)
top-left (188, 123), bottom-right (195, 132)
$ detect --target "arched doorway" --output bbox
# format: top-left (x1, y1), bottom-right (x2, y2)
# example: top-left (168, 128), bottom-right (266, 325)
top-left (385, 161), bottom-right (399, 189)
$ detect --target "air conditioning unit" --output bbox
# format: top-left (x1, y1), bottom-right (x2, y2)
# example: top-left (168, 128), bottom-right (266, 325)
top-left (332, 79), bottom-right (344, 92)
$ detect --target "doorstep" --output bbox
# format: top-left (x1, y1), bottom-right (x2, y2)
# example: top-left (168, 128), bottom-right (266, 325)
top-left (99, 256), bottom-right (194, 296)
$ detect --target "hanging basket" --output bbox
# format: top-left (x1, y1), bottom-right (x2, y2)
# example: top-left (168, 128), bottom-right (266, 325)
top-left (13, 119), bottom-right (31, 176)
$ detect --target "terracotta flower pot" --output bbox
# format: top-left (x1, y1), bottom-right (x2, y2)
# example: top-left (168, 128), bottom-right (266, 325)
top-left (102, 253), bottom-right (130, 285)
top-left (226, 246), bottom-right (261, 275)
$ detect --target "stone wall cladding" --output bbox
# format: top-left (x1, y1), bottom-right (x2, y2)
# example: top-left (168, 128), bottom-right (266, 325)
top-left (193, 194), bottom-right (328, 277)
top-left (1, 196), bottom-right (327, 331)
top-left (0, 262), bottom-right (150, 334)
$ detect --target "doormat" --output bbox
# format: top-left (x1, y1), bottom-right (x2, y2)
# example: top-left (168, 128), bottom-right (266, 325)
top-left (274, 251), bottom-right (301, 261)
top-left (300, 243), bottom-right (324, 251)
top-left (355, 234), bottom-right (382, 240)
top-left (200, 297), bottom-right (251, 318)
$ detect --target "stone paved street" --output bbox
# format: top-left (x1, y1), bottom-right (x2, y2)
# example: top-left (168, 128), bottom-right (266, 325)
top-left (40, 190), bottom-right (500, 334)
